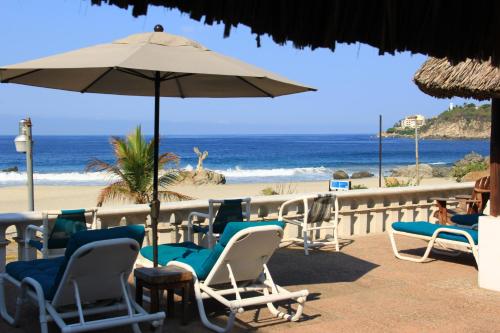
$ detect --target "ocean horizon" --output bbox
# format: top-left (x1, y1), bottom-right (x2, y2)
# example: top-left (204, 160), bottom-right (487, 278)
top-left (0, 134), bottom-right (490, 186)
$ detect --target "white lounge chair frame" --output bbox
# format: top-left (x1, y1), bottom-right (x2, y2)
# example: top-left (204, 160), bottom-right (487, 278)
top-left (0, 238), bottom-right (165, 333)
top-left (187, 198), bottom-right (251, 248)
top-left (279, 195), bottom-right (339, 255)
top-left (169, 225), bottom-right (309, 333)
top-left (388, 224), bottom-right (479, 264)
top-left (24, 209), bottom-right (98, 260)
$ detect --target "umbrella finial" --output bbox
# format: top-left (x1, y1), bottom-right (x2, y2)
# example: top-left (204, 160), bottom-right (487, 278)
top-left (154, 24), bottom-right (164, 32)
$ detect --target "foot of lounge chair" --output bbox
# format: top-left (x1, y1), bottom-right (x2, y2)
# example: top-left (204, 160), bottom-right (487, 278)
top-left (388, 224), bottom-right (479, 265)
top-left (389, 229), bottom-right (435, 263)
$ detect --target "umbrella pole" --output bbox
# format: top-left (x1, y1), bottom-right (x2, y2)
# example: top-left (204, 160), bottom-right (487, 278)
top-left (151, 71), bottom-right (161, 267)
top-left (491, 98), bottom-right (500, 217)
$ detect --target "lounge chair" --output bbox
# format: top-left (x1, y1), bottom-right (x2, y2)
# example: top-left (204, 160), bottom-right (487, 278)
top-left (187, 198), bottom-right (251, 247)
top-left (388, 221), bottom-right (478, 265)
top-left (25, 209), bottom-right (98, 260)
top-left (279, 194), bottom-right (339, 255)
top-left (141, 221), bottom-right (309, 333)
top-left (0, 225), bottom-right (165, 333)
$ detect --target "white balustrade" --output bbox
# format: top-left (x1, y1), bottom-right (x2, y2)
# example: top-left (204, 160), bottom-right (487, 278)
top-left (0, 182), bottom-right (473, 271)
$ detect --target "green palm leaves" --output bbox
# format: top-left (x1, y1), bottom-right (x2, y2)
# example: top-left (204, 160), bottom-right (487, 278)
top-left (86, 126), bottom-right (191, 206)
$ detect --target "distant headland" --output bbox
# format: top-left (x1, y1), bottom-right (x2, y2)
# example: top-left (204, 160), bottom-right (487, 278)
top-left (382, 103), bottom-right (491, 139)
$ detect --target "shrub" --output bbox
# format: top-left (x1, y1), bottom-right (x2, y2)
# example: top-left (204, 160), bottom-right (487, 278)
top-left (351, 184), bottom-right (368, 190)
top-left (260, 183), bottom-right (297, 196)
top-left (384, 177), bottom-right (413, 187)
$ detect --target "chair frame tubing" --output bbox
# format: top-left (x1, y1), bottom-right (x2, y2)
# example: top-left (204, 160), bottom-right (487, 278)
top-left (1, 239), bottom-right (165, 333)
top-left (24, 209), bottom-right (98, 260)
top-left (388, 226), bottom-right (478, 265)
top-left (279, 195), bottom-right (339, 255)
top-left (187, 198), bottom-right (251, 248)
top-left (168, 225), bottom-right (308, 333)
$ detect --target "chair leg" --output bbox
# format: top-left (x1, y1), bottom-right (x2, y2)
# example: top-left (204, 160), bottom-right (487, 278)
top-left (388, 231), bottom-right (434, 263)
top-left (263, 287), bottom-right (306, 322)
top-left (0, 274), bottom-right (17, 325)
top-left (193, 279), bottom-right (234, 333)
top-left (303, 230), bottom-right (309, 256)
top-left (334, 225), bottom-right (339, 252)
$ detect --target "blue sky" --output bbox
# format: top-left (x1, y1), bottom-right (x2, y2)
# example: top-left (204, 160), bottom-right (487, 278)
top-left (0, 0), bottom-right (471, 135)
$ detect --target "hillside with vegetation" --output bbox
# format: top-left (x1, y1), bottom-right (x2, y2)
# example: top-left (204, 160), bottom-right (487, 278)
top-left (385, 103), bottom-right (491, 139)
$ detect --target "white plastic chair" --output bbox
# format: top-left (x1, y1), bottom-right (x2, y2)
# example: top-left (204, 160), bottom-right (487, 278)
top-left (279, 194), bottom-right (339, 255)
top-left (187, 198), bottom-right (251, 247)
top-left (24, 208), bottom-right (98, 260)
top-left (1, 227), bottom-right (165, 333)
top-left (168, 223), bottom-right (309, 333)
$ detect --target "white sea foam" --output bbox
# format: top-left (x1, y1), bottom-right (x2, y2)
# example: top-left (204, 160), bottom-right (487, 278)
top-left (0, 172), bottom-right (119, 186)
top-left (212, 166), bottom-right (332, 179)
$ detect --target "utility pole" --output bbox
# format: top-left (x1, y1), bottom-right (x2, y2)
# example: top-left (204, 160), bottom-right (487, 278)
top-left (379, 115), bottom-right (382, 188)
top-left (415, 123), bottom-right (420, 185)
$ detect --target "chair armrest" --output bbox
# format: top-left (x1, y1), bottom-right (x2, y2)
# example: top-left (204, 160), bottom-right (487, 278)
top-left (25, 224), bottom-right (44, 241)
top-left (279, 197), bottom-right (307, 220)
top-left (430, 197), bottom-right (455, 202)
top-left (188, 212), bottom-right (209, 223)
top-left (187, 212), bottom-right (210, 242)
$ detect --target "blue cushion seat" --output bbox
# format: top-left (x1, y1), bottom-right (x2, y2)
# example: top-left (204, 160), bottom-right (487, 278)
top-left (141, 220), bottom-right (285, 279)
top-left (392, 221), bottom-right (478, 245)
top-left (450, 213), bottom-right (484, 227)
top-left (6, 257), bottom-right (65, 299)
top-left (7, 225), bottom-right (145, 300)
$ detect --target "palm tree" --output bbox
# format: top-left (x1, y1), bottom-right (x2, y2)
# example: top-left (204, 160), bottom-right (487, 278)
top-left (86, 126), bottom-right (191, 206)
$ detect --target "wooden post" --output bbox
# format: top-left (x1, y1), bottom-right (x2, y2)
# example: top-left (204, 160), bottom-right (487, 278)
top-left (490, 98), bottom-right (500, 217)
top-left (415, 124), bottom-right (420, 185)
top-left (379, 114), bottom-right (382, 188)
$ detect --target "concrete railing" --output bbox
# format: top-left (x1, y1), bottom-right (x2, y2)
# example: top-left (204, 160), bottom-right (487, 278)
top-left (0, 182), bottom-right (473, 271)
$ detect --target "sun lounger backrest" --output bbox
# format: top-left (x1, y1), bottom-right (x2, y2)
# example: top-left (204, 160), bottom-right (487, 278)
top-left (50, 225), bottom-right (145, 307)
top-left (204, 225), bottom-right (284, 286)
top-left (51, 238), bottom-right (139, 307)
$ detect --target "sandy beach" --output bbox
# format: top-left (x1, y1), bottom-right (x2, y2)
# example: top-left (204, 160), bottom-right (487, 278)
top-left (0, 177), bottom-right (457, 213)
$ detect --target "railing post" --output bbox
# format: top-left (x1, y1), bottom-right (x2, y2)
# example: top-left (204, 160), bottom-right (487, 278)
top-left (0, 225), bottom-right (10, 272)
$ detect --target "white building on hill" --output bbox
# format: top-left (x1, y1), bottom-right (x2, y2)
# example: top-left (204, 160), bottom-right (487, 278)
top-left (401, 114), bottom-right (425, 128)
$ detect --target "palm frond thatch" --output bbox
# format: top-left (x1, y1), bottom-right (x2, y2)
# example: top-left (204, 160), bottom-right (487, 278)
top-left (89, 0), bottom-right (500, 65)
top-left (414, 57), bottom-right (500, 101)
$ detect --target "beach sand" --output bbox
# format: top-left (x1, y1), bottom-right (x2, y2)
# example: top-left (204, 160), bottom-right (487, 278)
top-left (0, 177), bottom-right (457, 213)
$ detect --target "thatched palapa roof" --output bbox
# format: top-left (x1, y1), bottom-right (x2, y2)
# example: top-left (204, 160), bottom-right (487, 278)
top-left (414, 58), bottom-right (500, 101)
top-left (89, 0), bottom-right (500, 65)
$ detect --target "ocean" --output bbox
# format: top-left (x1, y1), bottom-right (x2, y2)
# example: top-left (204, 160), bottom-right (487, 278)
top-left (0, 134), bottom-right (490, 186)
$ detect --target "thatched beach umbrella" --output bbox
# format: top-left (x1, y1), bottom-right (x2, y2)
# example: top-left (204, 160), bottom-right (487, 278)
top-left (414, 57), bottom-right (500, 215)
top-left (89, 0), bottom-right (500, 65)
top-left (0, 25), bottom-right (315, 266)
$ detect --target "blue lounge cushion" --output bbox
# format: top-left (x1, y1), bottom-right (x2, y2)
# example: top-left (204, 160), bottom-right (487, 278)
top-left (192, 225), bottom-right (209, 234)
top-left (141, 220), bottom-right (285, 279)
top-left (140, 242), bottom-right (204, 266)
top-left (8, 225), bottom-right (145, 300)
top-left (28, 239), bottom-right (43, 251)
top-left (450, 213), bottom-right (483, 227)
top-left (392, 221), bottom-right (478, 245)
top-left (6, 257), bottom-right (65, 300)
top-left (219, 221), bottom-right (285, 246)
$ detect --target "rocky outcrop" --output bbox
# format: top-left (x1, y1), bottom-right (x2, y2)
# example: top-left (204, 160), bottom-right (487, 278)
top-left (391, 164), bottom-right (434, 178)
top-left (177, 169), bottom-right (226, 185)
top-left (351, 171), bottom-right (374, 179)
top-left (1, 166), bottom-right (18, 172)
top-left (419, 119), bottom-right (490, 139)
top-left (333, 170), bottom-right (349, 179)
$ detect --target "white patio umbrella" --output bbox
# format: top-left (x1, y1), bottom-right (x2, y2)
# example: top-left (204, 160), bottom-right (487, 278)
top-left (0, 25), bottom-right (315, 266)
